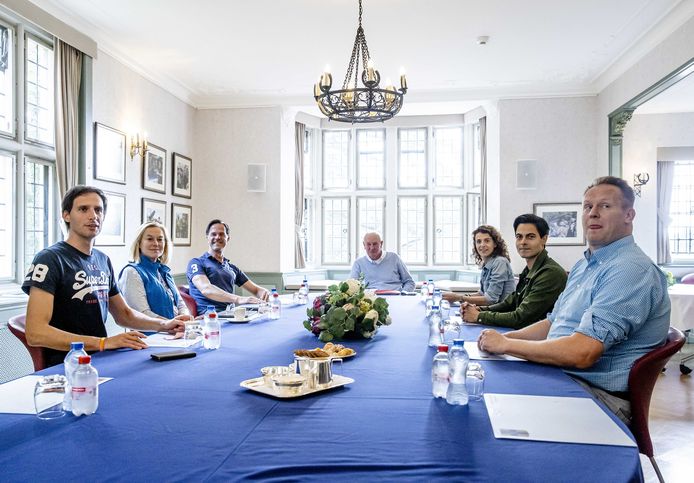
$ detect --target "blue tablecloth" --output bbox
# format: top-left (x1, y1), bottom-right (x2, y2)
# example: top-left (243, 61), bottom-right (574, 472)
top-left (0, 296), bottom-right (642, 482)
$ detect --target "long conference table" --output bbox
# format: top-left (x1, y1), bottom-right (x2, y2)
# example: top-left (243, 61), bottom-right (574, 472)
top-left (1, 296), bottom-right (642, 482)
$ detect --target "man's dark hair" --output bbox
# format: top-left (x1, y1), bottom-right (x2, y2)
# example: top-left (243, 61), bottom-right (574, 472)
top-left (61, 185), bottom-right (107, 230)
top-left (513, 213), bottom-right (550, 238)
top-left (206, 219), bottom-right (230, 236)
top-left (585, 176), bottom-right (635, 209)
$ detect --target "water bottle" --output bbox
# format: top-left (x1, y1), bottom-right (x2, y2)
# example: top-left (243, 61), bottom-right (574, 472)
top-left (303, 276), bottom-right (310, 294)
top-left (298, 282), bottom-right (308, 305)
top-left (203, 305), bottom-right (221, 350)
top-left (432, 344), bottom-right (449, 398)
top-left (428, 305), bottom-right (443, 347)
top-left (428, 279), bottom-right (435, 295)
top-left (446, 339), bottom-right (469, 406)
top-left (433, 288), bottom-right (443, 307)
top-left (420, 281), bottom-right (429, 298)
top-left (63, 342), bottom-right (87, 411)
top-left (270, 290), bottom-right (281, 319)
top-left (71, 355), bottom-right (98, 416)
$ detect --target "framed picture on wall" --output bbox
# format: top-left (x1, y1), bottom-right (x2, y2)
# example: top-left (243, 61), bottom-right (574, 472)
top-left (171, 203), bottom-right (192, 246)
top-left (533, 202), bottom-right (585, 246)
top-left (141, 198), bottom-right (166, 225)
top-left (143, 143), bottom-right (166, 193)
top-left (96, 191), bottom-right (126, 246)
top-left (94, 123), bottom-right (126, 184)
top-left (172, 153), bottom-right (192, 198)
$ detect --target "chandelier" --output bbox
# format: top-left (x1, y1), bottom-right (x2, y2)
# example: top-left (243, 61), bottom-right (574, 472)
top-left (314, 0), bottom-right (407, 123)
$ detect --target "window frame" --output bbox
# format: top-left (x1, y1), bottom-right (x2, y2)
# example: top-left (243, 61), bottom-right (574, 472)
top-left (0, 18), bottom-right (16, 139)
top-left (306, 122), bottom-right (476, 270)
top-left (0, 12), bottom-right (57, 286)
top-left (23, 31), bottom-right (54, 148)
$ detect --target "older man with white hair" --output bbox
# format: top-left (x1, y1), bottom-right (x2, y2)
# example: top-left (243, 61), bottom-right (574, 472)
top-left (350, 232), bottom-right (415, 292)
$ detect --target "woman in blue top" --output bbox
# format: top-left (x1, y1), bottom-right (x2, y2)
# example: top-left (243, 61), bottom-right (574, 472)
top-left (118, 222), bottom-right (190, 319)
top-left (444, 225), bottom-right (515, 305)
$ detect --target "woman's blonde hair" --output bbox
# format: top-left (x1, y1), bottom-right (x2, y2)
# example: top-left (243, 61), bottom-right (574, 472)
top-left (129, 221), bottom-right (172, 264)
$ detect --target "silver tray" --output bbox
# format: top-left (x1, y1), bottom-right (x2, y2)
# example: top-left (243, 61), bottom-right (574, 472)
top-left (239, 374), bottom-right (354, 399)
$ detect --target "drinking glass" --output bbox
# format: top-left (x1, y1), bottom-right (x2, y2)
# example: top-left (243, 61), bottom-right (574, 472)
top-left (184, 321), bottom-right (203, 347)
top-left (466, 362), bottom-right (485, 401)
top-left (34, 375), bottom-right (67, 420)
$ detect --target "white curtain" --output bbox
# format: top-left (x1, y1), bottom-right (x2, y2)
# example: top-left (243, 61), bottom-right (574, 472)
top-left (295, 122), bottom-right (306, 268)
top-left (54, 39), bottom-right (82, 200)
top-left (656, 161), bottom-right (674, 264)
top-left (479, 116), bottom-right (487, 224)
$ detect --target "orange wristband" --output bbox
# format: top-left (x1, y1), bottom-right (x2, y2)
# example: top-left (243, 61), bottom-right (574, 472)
top-left (99, 337), bottom-right (106, 352)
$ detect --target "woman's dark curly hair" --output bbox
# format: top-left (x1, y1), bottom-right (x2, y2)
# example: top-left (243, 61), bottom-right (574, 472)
top-left (471, 225), bottom-right (510, 265)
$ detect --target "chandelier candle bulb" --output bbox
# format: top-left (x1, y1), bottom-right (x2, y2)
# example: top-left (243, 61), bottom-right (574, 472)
top-left (400, 74), bottom-right (407, 91)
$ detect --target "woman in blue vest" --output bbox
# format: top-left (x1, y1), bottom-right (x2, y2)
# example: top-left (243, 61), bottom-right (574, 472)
top-left (118, 221), bottom-right (190, 319)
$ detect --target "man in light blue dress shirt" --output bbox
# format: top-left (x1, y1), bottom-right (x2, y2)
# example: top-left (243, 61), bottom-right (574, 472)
top-left (350, 232), bottom-right (415, 292)
top-left (478, 176), bottom-right (670, 423)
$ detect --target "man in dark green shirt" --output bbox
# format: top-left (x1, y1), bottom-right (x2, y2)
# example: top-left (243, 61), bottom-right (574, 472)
top-left (462, 214), bottom-right (567, 329)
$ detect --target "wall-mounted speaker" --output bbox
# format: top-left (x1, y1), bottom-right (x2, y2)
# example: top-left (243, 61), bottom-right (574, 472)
top-left (247, 164), bottom-right (267, 192)
top-left (516, 159), bottom-right (537, 190)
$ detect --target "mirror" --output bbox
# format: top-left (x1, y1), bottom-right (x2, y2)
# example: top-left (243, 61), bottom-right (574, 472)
top-left (616, 59), bottom-right (694, 269)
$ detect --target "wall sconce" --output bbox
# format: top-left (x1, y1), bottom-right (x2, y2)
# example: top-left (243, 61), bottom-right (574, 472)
top-left (633, 172), bottom-right (650, 197)
top-left (130, 132), bottom-right (148, 160)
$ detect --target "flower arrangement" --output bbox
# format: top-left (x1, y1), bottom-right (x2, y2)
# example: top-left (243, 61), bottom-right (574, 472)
top-left (304, 279), bottom-right (391, 342)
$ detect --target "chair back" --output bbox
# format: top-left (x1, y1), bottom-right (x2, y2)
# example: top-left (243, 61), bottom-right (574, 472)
top-left (178, 286), bottom-right (197, 317)
top-left (7, 314), bottom-right (47, 372)
top-left (681, 273), bottom-right (694, 284)
top-left (628, 327), bottom-right (686, 456)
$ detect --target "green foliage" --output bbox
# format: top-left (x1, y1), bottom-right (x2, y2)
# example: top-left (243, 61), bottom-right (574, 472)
top-left (303, 278), bottom-right (391, 340)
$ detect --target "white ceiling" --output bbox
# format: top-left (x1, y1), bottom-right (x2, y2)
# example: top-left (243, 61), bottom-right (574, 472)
top-left (25, 0), bottom-right (694, 112)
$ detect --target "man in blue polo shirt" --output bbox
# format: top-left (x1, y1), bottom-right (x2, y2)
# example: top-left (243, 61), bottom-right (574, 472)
top-left (187, 219), bottom-right (270, 313)
top-left (477, 176), bottom-right (670, 424)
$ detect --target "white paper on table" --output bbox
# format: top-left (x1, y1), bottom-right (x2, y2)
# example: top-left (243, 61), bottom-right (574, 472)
top-left (0, 375), bottom-right (113, 414)
top-left (145, 332), bottom-right (201, 348)
top-left (464, 341), bottom-right (526, 362)
top-left (484, 393), bottom-right (636, 447)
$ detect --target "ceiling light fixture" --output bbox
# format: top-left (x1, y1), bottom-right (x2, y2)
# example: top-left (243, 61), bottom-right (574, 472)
top-left (314, 0), bottom-right (407, 123)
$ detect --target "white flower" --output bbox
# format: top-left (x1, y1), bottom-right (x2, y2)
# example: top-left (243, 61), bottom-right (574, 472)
top-left (383, 315), bottom-right (393, 326)
top-left (363, 289), bottom-right (377, 301)
top-left (345, 278), bottom-right (361, 296)
top-left (364, 309), bottom-right (379, 321)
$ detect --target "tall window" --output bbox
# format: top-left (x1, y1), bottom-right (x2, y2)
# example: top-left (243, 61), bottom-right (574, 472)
top-left (0, 153), bottom-right (14, 279)
top-left (0, 15), bottom-right (56, 283)
top-left (25, 35), bottom-right (54, 146)
top-left (306, 124), bottom-right (478, 267)
top-left (669, 160), bottom-right (694, 260)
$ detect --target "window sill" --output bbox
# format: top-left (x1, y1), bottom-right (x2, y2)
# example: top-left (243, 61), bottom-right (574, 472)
top-left (0, 283), bottom-right (28, 309)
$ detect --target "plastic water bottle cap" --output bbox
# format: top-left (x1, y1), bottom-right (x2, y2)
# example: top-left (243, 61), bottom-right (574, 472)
top-left (452, 339), bottom-right (465, 346)
top-left (437, 344), bottom-right (449, 352)
top-left (71, 342), bottom-right (84, 350)
top-left (78, 355), bottom-right (91, 364)
top-left (432, 305), bottom-right (439, 310)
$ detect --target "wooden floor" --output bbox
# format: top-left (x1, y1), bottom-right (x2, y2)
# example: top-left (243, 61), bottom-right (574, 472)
top-left (640, 345), bottom-right (694, 483)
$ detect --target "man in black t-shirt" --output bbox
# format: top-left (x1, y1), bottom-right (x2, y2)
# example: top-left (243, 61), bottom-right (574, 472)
top-left (23, 186), bottom-right (188, 367)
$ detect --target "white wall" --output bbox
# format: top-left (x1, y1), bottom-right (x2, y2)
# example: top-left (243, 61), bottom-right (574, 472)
top-left (193, 107), bottom-right (283, 272)
top-left (622, 112), bottom-right (694, 259)
top-left (90, 51), bottom-right (196, 274)
top-left (497, 97), bottom-right (597, 272)
top-left (597, 15), bottom-right (694, 171)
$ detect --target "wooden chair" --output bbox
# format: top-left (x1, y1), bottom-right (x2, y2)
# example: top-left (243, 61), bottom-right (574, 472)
top-left (178, 285), bottom-right (198, 317)
top-left (628, 326), bottom-right (686, 483)
top-left (7, 314), bottom-right (47, 372)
